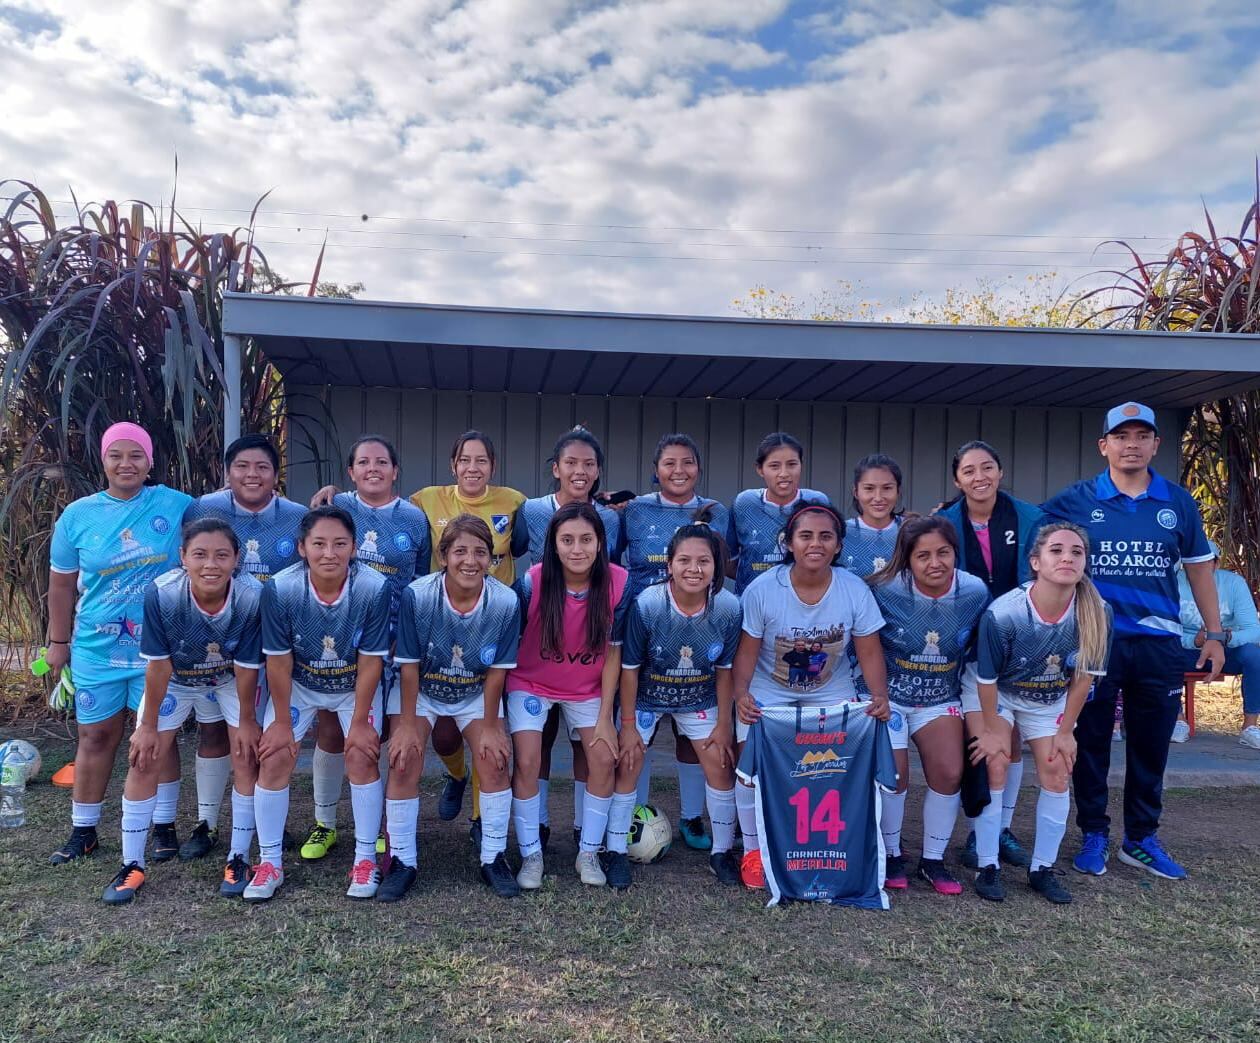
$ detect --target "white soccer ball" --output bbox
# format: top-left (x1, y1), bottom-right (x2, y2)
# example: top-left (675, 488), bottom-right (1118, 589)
top-left (627, 804), bottom-right (673, 864)
top-left (0, 739), bottom-right (41, 783)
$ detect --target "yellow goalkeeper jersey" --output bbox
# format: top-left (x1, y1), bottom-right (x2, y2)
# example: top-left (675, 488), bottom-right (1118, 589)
top-left (410, 484), bottom-right (526, 584)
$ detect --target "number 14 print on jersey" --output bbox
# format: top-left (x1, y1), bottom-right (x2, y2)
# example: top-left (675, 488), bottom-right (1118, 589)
top-left (738, 703), bottom-right (899, 908)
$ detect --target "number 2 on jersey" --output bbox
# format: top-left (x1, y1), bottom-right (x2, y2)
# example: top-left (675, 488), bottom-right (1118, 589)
top-left (788, 787), bottom-right (846, 845)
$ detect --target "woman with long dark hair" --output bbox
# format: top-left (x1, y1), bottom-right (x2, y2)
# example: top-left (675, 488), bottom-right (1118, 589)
top-left (507, 502), bottom-right (629, 888)
top-left (868, 516), bottom-right (989, 896)
top-left (844, 454), bottom-right (905, 578)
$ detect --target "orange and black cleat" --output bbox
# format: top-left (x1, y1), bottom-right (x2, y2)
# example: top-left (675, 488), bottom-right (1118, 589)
top-left (101, 862), bottom-right (146, 905)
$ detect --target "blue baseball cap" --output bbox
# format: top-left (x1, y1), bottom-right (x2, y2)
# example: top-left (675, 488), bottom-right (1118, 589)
top-left (1103, 401), bottom-right (1157, 435)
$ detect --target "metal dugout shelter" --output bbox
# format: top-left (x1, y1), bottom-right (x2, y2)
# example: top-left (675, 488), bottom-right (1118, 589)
top-left (220, 292), bottom-right (1260, 511)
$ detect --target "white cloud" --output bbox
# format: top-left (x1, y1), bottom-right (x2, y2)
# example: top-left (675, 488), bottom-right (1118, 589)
top-left (1, 0), bottom-right (1257, 319)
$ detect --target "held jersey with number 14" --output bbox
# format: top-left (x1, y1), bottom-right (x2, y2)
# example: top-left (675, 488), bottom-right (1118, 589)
top-left (738, 701), bottom-right (898, 908)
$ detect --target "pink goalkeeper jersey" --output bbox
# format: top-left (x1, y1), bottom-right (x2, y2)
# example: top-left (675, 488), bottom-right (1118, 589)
top-left (508, 563), bottom-right (630, 701)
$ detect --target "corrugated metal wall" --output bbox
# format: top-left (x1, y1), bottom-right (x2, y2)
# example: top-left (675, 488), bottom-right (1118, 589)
top-left (286, 387), bottom-right (1185, 512)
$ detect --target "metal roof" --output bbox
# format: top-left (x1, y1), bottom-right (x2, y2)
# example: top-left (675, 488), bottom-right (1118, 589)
top-left (222, 292), bottom-right (1260, 408)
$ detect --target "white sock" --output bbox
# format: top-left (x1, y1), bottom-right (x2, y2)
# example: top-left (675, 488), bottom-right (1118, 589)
top-left (350, 779), bottom-right (384, 862)
top-left (154, 780), bottom-right (180, 825)
top-left (1030, 788), bottom-right (1071, 871)
top-left (478, 787), bottom-right (512, 864)
top-left (573, 781), bottom-right (586, 831)
top-left (254, 784), bottom-right (289, 868)
top-left (229, 789), bottom-right (255, 860)
top-left (974, 791), bottom-right (1003, 869)
top-left (580, 793), bottom-right (611, 853)
top-left (513, 792), bottom-right (542, 858)
top-left (386, 797), bottom-right (419, 868)
top-left (606, 791), bottom-right (637, 854)
top-left (635, 751), bottom-right (652, 806)
top-left (880, 789), bottom-right (907, 858)
top-left (72, 800), bottom-right (102, 828)
top-left (538, 779), bottom-right (550, 828)
top-left (678, 761), bottom-right (706, 821)
top-left (312, 747), bottom-right (345, 828)
top-left (121, 795), bottom-right (156, 867)
top-left (1002, 759), bottom-right (1024, 831)
top-left (735, 782), bottom-right (758, 851)
top-left (195, 754), bottom-right (231, 829)
top-left (922, 787), bottom-right (961, 861)
top-left (706, 784), bottom-right (736, 855)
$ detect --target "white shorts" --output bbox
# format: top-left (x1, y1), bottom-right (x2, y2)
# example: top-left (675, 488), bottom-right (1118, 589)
top-left (623, 706), bottom-right (721, 746)
top-left (263, 681), bottom-right (383, 742)
top-left (401, 690), bottom-right (502, 732)
top-left (142, 679), bottom-right (236, 731)
top-left (507, 691), bottom-right (601, 735)
top-left (887, 701), bottom-right (963, 751)
top-left (961, 672), bottom-right (1063, 741)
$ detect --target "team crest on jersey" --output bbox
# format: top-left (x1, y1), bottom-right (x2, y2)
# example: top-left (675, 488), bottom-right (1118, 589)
top-left (1156, 509), bottom-right (1177, 530)
top-left (158, 694), bottom-right (177, 716)
top-left (1090, 509), bottom-right (1105, 523)
top-left (523, 695), bottom-right (543, 716)
top-left (479, 646), bottom-right (496, 667)
top-left (791, 749), bottom-right (848, 778)
top-left (706, 641), bottom-right (722, 662)
top-left (636, 709), bottom-right (656, 730)
top-left (77, 689), bottom-right (96, 710)
top-left (276, 537), bottom-right (296, 559)
top-left (150, 516), bottom-right (170, 534)
top-left (394, 531), bottom-right (413, 552)
top-left (490, 515), bottom-right (510, 534)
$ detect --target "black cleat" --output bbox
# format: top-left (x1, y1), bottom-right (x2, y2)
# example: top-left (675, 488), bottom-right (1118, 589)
top-left (480, 852), bottom-right (520, 898)
top-left (469, 817), bottom-right (483, 851)
top-left (152, 823), bottom-right (180, 863)
top-left (539, 823), bottom-right (551, 853)
top-left (709, 850), bottom-right (741, 885)
top-left (975, 864), bottom-right (1005, 902)
top-left (999, 827), bottom-right (1031, 868)
top-left (178, 820), bottom-right (218, 861)
top-left (50, 826), bottom-right (99, 865)
top-left (220, 854), bottom-right (253, 898)
top-left (376, 856), bottom-right (418, 903)
top-left (603, 850), bottom-right (632, 891)
top-left (1027, 866), bottom-right (1073, 904)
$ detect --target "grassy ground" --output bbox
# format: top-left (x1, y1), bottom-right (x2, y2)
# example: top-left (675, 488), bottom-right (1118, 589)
top-left (1, 694), bottom-right (1258, 1042)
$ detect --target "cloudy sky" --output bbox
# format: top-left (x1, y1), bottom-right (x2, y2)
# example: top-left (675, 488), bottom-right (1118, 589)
top-left (3, 0), bottom-right (1259, 317)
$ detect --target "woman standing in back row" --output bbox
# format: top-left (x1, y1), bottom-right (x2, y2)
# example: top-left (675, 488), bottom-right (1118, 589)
top-left (940, 440), bottom-right (1045, 871)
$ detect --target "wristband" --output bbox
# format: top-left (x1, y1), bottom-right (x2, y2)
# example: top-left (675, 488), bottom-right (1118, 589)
top-left (1204, 631), bottom-right (1229, 644)
top-left (48, 639), bottom-right (69, 645)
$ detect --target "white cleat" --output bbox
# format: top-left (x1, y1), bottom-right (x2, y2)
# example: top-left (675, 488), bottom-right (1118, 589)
top-left (242, 861), bottom-right (284, 903)
top-left (346, 858), bottom-right (382, 899)
top-left (575, 850), bottom-right (607, 887)
top-left (516, 851), bottom-right (544, 890)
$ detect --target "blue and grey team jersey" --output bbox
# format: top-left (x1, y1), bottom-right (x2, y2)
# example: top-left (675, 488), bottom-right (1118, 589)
top-left (140, 569), bottom-right (263, 688)
top-left (737, 701), bottom-right (898, 908)
top-left (260, 560), bottom-right (391, 695)
top-left (621, 493), bottom-right (731, 600)
top-left (976, 583), bottom-right (1113, 706)
top-left (870, 572), bottom-right (990, 707)
top-left (183, 490), bottom-right (306, 584)
top-left (49, 484), bottom-right (192, 672)
top-left (511, 494), bottom-right (624, 566)
top-left (394, 571), bottom-right (521, 706)
top-left (1041, 469), bottom-right (1213, 640)
top-left (621, 583), bottom-right (742, 713)
top-left (727, 488), bottom-right (828, 594)
top-left (843, 518), bottom-right (902, 579)
top-left (331, 493), bottom-right (431, 623)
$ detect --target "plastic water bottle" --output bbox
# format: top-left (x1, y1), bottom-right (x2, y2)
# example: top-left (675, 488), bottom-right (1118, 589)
top-left (1, 749), bottom-right (26, 828)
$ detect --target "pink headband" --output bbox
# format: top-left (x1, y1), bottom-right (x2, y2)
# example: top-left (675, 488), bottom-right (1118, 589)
top-left (100, 422), bottom-right (153, 464)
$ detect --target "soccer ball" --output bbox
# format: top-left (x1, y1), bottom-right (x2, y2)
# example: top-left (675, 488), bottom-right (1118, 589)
top-left (0, 739), bottom-right (41, 783)
top-left (627, 804), bottom-right (672, 864)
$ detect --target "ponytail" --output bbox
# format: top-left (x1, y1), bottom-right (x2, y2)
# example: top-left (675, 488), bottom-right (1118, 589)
top-left (1028, 522), bottom-right (1110, 674)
